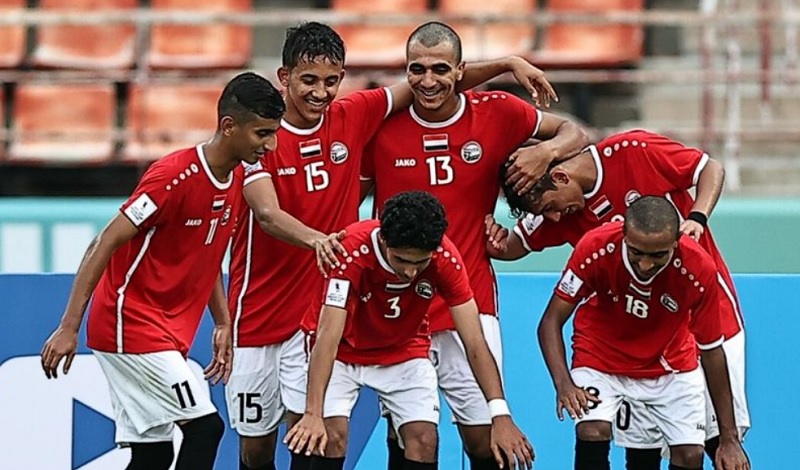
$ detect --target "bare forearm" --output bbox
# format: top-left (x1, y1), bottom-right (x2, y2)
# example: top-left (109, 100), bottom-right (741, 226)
top-left (207, 274), bottom-right (231, 326)
top-left (255, 209), bottom-right (325, 250)
top-left (542, 121), bottom-right (590, 164)
top-left (463, 337), bottom-right (505, 401)
top-left (692, 158), bottom-right (725, 217)
top-left (538, 317), bottom-right (573, 389)
top-left (458, 56), bottom-right (518, 91)
top-left (701, 347), bottom-right (739, 440)
top-left (60, 237), bottom-right (114, 331)
top-left (305, 338), bottom-right (338, 416)
top-left (489, 233), bottom-right (529, 261)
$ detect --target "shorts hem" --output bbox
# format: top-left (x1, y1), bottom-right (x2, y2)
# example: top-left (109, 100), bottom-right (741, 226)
top-left (133, 407), bottom-right (217, 436)
top-left (116, 436), bottom-right (174, 445)
top-left (233, 426), bottom-right (279, 438)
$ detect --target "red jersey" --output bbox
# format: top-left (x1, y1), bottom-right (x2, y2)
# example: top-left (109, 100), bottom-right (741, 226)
top-left (555, 222), bottom-right (724, 378)
top-left (363, 91), bottom-right (541, 332)
top-left (514, 130), bottom-right (743, 340)
top-left (300, 220), bottom-right (474, 366)
top-left (228, 88), bottom-right (392, 347)
top-left (88, 145), bottom-right (242, 356)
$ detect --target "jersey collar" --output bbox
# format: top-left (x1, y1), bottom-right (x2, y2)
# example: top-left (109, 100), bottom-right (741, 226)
top-left (409, 94), bottom-right (466, 129)
top-left (281, 115), bottom-right (324, 135)
top-left (621, 240), bottom-right (673, 286)
top-left (583, 145), bottom-right (604, 199)
top-left (196, 144), bottom-right (233, 190)
top-left (371, 227), bottom-right (395, 274)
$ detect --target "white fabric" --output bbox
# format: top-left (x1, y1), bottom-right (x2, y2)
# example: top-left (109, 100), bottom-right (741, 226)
top-left (94, 350), bottom-right (216, 444)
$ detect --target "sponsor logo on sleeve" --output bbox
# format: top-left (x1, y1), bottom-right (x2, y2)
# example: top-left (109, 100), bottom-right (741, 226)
top-left (415, 280), bottom-right (434, 299)
top-left (557, 269), bottom-right (584, 297)
top-left (325, 279), bottom-right (350, 308)
top-left (123, 193), bottom-right (157, 227)
top-left (330, 142), bottom-right (349, 164)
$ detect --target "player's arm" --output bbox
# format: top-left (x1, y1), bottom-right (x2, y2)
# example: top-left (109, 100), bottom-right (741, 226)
top-left (484, 214), bottom-right (529, 261)
top-left (538, 295), bottom-right (600, 420)
top-left (359, 178), bottom-right (374, 203)
top-left (41, 214), bottom-right (138, 379)
top-left (450, 299), bottom-right (535, 468)
top-left (245, 177), bottom-right (345, 272)
top-left (284, 304), bottom-right (347, 457)
top-left (506, 112), bottom-right (590, 195)
top-left (682, 156), bottom-right (725, 240)
top-left (203, 273), bottom-right (233, 385)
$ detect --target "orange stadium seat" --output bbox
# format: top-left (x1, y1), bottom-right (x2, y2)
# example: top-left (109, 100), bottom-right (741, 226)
top-left (530, 0), bottom-right (644, 68)
top-left (31, 0), bottom-right (137, 69)
top-left (439, 0), bottom-right (536, 62)
top-left (124, 83), bottom-right (221, 162)
top-left (8, 83), bottom-right (116, 164)
top-left (147, 0), bottom-right (252, 69)
top-left (332, 0), bottom-right (428, 69)
top-left (0, 0), bottom-right (26, 68)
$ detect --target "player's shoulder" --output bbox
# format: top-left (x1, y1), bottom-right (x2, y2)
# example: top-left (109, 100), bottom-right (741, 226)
top-left (431, 236), bottom-right (466, 270)
top-left (595, 129), bottom-right (674, 157)
top-left (464, 90), bottom-right (529, 114)
top-left (340, 220), bottom-right (380, 253)
top-left (583, 221), bottom-right (624, 245)
top-left (673, 235), bottom-right (718, 282)
top-left (141, 146), bottom-right (201, 183)
top-left (332, 87), bottom-right (388, 111)
top-left (574, 221), bottom-right (624, 260)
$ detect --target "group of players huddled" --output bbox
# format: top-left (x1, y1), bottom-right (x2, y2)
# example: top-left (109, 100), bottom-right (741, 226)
top-left (40, 20), bottom-right (751, 470)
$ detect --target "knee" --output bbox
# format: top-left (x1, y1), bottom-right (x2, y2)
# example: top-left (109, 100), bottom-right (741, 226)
top-left (401, 424), bottom-right (438, 462)
top-left (240, 434), bottom-right (276, 467)
top-left (128, 442), bottom-right (175, 470)
top-left (182, 413), bottom-right (224, 444)
top-left (460, 425), bottom-right (493, 459)
top-left (324, 420), bottom-right (349, 458)
top-left (670, 444), bottom-right (705, 468)
top-left (576, 422), bottom-right (613, 442)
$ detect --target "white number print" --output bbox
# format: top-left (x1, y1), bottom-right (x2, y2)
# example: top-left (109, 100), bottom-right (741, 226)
top-left (624, 294), bottom-right (649, 319)
top-left (204, 217), bottom-right (219, 245)
top-left (304, 161), bottom-right (330, 192)
top-left (425, 156), bottom-right (454, 186)
top-left (385, 296), bottom-right (401, 319)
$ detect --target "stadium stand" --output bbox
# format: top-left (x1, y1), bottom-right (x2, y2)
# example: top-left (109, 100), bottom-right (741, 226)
top-left (0, 0), bottom-right (26, 68)
top-left (439, 0), bottom-right (536, 62)
top-left (31, 0), bottom-right (137, 70)
top-left (146, 0), bottom-right (253, 69)
top-left (7, 83), bottom-right (116, 164)
top-left (331, 0), bottom-right (427, 69)
top-left (124, 82), bottom-right (221, 162)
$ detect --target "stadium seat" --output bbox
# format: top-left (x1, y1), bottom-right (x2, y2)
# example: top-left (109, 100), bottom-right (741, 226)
top-left (332, 0), bottom-right (427, 69)
top-left (147, 0), bottom-right (252, 69)
top-left (31, 0), bottom-right (137, 69)
top-left (439, 0), bottom-right (536, 62)
top-left (8, 83), bottom-right (116, 164)
top-left (529, 0), bottom-right (644, 68)
top-left (124, 83), bottom-right (221, 162)
top-left (0, 0), bottom-right (26, 68)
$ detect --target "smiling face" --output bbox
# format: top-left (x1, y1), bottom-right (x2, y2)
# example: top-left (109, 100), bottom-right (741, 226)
top-left (279, 57), bottom-right (344, 128)
top-left (406, 40), bottom-right (464, 117)
top-left (624, 225), bottom-right (677, 280)
top-left (222, 114), bottom-right (280, 164)
top-left (525, 170), bottom-right (586, 222)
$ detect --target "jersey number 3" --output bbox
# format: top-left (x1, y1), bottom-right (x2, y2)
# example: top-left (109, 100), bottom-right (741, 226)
top-left (385, 296), bottom-right (402, 319)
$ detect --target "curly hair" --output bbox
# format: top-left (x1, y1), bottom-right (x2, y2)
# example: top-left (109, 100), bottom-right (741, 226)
top-left (380, 191), bottom-right (448, 251)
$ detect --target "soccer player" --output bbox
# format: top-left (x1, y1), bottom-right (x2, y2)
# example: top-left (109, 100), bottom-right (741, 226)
top-left (359, 21), bottom-right (589, 469)
top-left (486, 129), bottom-right (750, 467)
top-left (537, 196), bottom-right (749, 470)
top-left (285, 191), bottom-right (534, 470)
top-left (226, 21), bottom-right (559, 470)
top-left (38, 73), bottom-right (285, 470)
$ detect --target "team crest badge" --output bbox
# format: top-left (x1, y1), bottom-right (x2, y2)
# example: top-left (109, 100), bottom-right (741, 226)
top-left (461, 141), bottom-right (483, 164)
top-left (221, 205), bottom-right (232, 226)
top-left (660, 293), bottom-right (679, 313)
top-left (415, 280), bottom-right (434, 299)
top-left (625, 190), bottom-right (641, 206)
top-left (330, 141), bottom-right (349, 164)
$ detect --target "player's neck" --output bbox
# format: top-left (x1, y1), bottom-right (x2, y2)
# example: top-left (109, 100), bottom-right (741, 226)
top-left (565, 150), bottom-right (598, 194)
top-left (202, 139), bottom-right (237, 183)
top-left (411, 95), bottom-right (460, 123)
top-left (282, 105), bottom-right (321, 130)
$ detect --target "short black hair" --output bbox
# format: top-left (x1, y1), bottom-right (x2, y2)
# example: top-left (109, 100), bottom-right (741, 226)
top-left (218, 72), bottom-right (285, 124)
top-left (624, 196), bottom-right (680, 239)
top-left (282, 22), bottom-right (346, 68)
top-left (407, 21), bottom-right (462, 63)
top-left (380, 191), bottom-right (448, 251)
top-left (499, 160), bottom-right (558, 218)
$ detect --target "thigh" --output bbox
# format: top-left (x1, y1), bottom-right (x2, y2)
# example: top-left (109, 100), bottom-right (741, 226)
top-left (323, 361), bottom-right (362, 419)
top-left (570, 367), bottom-right (626, 425)
top-left (224, 346), bottom-right (282, 436)
top-left (704, 331), bottom-right (751, 440)
top-left (369, 358), bottom-right (440, 439)
top-left (645, 369), bottom-right (706, 447)
top-left (279, 330), bottom-right (309, 415)
top-left (613, 399), bottom-right (665, 449)
top-left (94, 350), bottom-right (215, 444)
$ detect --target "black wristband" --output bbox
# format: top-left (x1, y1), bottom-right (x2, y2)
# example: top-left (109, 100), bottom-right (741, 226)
top-left (687, 211), bottom-right (708, 227)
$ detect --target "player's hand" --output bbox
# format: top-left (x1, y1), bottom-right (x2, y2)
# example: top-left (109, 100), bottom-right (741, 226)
top-left (505, 142), bottom-right (556, 195)
top-left (715, 438), bottom-right (750, 470)
top-left (680, 219), bottom-right (705, 242)
top-left (204, 323), bottom-right (233, 385)
top-left (555, 383), bottom-right (601, 421)
top-left (485, 214), bottom-right (510, 255)
top-left (284, 412), bottom-right (327, 457)
top-left (313, 230), bottom-right (347, 277)
top-left (508, 56), bottom-right (558, 108)
top-left (490, 415), bottom-right (535, 469)
top-left (41, 326), bottom-right (78, 379)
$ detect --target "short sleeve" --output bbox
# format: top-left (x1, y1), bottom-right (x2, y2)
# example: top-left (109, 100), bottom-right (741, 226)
top-left (242, 154), bottom-right (271, 186)
top-left (617, 130), bottom-right (709, 192)
top-left (553, 232), bottom-right (599, 303)
top-left (513, 213), bottom-right (567, 252)
top-left (339, 87), bottom-right (392, 142)
top-left (497, 92), bottom-right (542, 145)
top-left (120, 161), bottom-right (176, 230)
top-left (322, 237), bottom-right (366, 314)
top-left (434, 237), bottom-right (474, 307)
top-left (361, 138), bottom-right (376, 181)
top-left (689, 268), bottom-right (725, 350)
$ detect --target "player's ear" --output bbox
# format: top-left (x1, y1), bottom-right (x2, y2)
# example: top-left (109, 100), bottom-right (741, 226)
top-left (455, 61), bottom-right (465, 81)
top-left (219, 115), bottom-right (236, 137)
top-left (551, 169), bottom-right (570, 185)
top-left (277, 66), bottom-right (290, 88)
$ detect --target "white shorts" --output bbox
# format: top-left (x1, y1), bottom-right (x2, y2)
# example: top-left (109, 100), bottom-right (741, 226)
top-left (615, 331), bottom-right (751, 448)
top-left (571, 366), bottom-right (707, 447)
top-left (94, 350), bottom-right (216, 445)
top-left (325, 358), bottom-right (439, 439)
top-left (431, 314), bottom-right (503, 426)
top-left (225, 330), bottom-right (308, 436)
